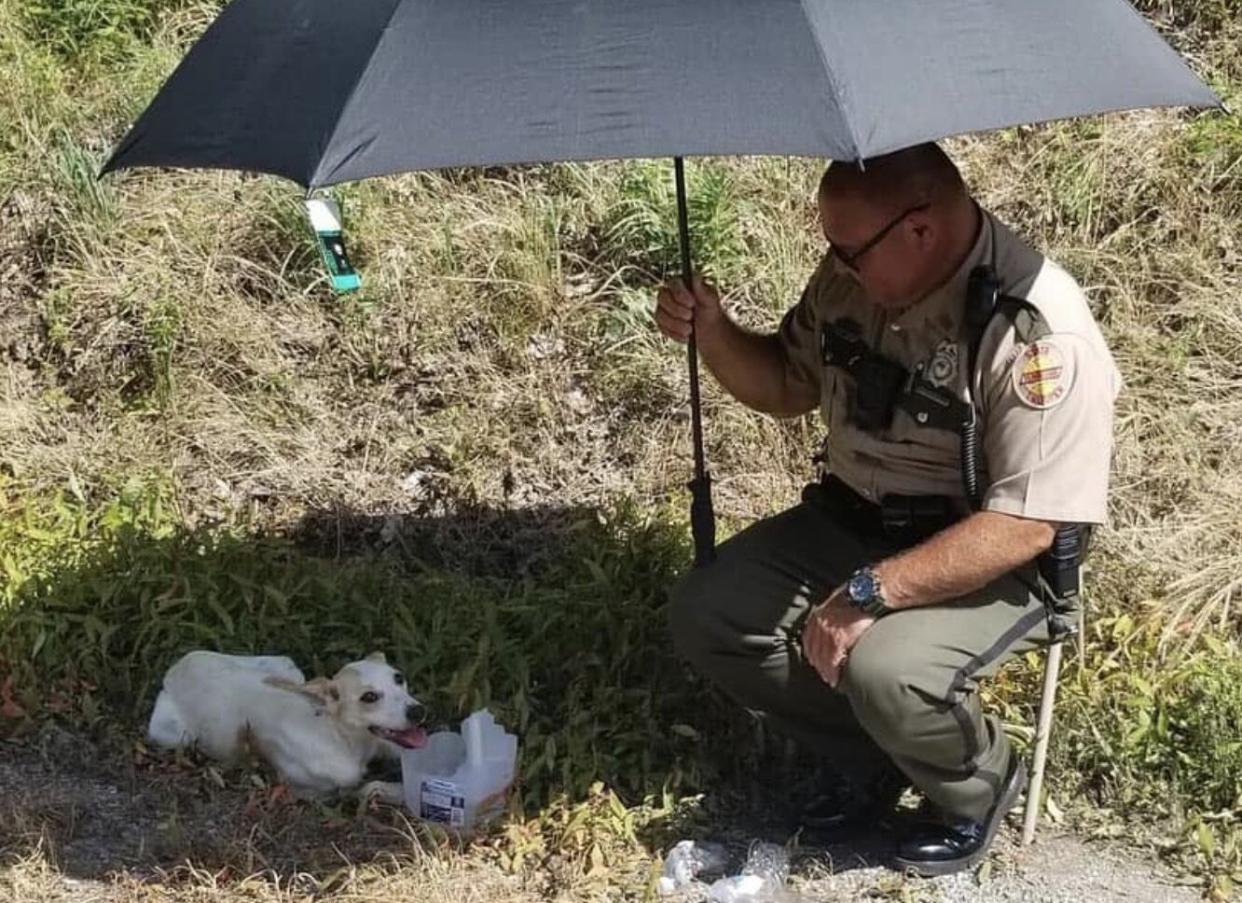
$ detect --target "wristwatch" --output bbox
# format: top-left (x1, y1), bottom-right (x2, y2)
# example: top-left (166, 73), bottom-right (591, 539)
top-left (845, 565), bottom-right (892, 617)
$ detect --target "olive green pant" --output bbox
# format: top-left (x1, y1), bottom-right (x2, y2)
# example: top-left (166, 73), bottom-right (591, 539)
top-left (668, 484), bottom-right (1051, 823)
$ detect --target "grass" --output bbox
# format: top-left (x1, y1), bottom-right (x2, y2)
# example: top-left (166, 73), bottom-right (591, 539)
top-left (2, 0), bottom-right (1242, 898)
top-left (0, 478), bottom-right (759, 900)
top-left (19, 0), bottom-right (212, 63)
top-left (0, 477), bottom-right (749, 808)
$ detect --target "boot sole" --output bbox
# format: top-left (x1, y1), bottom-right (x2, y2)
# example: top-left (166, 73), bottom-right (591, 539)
top-left (890, 760), bottom-right (1028, 878)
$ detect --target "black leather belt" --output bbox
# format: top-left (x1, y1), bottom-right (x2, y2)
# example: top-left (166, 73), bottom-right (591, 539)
top-left (808, 474), bottom-right (963, 546)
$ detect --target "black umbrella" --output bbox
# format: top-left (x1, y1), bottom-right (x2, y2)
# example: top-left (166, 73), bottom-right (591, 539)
top-left (102, 0), bottom-right (1221, 566)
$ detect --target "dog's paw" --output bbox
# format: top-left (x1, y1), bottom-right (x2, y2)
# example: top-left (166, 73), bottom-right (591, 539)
top-left (358, 780), bottom-right (404, 811)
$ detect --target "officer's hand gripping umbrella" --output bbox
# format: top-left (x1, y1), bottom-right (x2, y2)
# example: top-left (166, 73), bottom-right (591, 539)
top-left (102, 0), bottom-right (1220, 568)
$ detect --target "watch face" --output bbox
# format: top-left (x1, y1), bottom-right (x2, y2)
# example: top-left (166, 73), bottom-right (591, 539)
top-left (848, 572), bottom-right (875, 603)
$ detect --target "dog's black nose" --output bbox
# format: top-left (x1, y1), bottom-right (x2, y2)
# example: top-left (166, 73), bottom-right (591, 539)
top-left (407, 702), bottom-right (427, 724)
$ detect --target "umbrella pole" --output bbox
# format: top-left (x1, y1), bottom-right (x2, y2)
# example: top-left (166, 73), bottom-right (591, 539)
top-left (674, 156), bottom-right (716, 567)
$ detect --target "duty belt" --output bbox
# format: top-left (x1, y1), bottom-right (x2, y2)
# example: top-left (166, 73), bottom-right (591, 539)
top-left (812, 474), bottom-right (963, 547)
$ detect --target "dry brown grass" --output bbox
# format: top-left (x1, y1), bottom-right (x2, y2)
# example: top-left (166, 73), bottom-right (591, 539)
top-left (1, 0), bottom-right (1239, 697)
top-left (9, 111), bottom-right (1237, 628)
top-left (955, 97), bottom-right (1242, 648)
top-left (2, 846), bottom-right (552, 903)
top-left (2, 0), bottom-right (1242, 898)
top-left (0, 737), bottom-right (658, 902)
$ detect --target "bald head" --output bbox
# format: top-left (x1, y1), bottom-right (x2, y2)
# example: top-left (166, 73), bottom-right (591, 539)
top-left (819, 143), bottom-right (966, 216)
top-left (816, 143), bottom-right (981, 309)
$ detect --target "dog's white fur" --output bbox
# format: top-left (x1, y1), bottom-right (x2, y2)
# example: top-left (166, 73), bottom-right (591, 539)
top-left (148, 650), bottom-right (425, 799)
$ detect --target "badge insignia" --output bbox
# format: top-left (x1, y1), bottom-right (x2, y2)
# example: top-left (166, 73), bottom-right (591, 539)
top-left (925, 339), bottom-right (959, 388)
top-left (1013, 340), bottom-right (1070, 409)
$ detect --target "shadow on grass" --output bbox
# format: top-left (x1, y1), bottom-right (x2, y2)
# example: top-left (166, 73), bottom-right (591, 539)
top-left (2, 495), bottom-right (846, 883)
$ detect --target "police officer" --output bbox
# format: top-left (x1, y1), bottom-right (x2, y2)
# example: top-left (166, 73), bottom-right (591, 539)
top-left (655, 144), bottom-right (1120, 876)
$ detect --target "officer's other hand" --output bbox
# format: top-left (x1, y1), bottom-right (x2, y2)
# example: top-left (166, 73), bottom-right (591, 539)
top-left (802, 588), bottom-right (875, 688)
top-left (654, 275), bottom-right (724, 344)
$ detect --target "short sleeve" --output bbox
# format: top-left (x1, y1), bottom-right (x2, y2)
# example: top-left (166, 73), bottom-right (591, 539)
top-left (777, 257), bottom-right (834, 398)
top-left (981, 333), bottom-right (1118, 524)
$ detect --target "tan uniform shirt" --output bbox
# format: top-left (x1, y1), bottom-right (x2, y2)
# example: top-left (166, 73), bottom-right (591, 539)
top-left (778, 208), bottom-right (1120, 524)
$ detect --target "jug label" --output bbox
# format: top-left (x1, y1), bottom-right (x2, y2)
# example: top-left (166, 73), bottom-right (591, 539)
top-left (420, 779), bottom-right (466, 826)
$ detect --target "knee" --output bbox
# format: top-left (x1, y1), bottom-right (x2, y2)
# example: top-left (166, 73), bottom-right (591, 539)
top-left (841, 641), bottom-right (930, 731)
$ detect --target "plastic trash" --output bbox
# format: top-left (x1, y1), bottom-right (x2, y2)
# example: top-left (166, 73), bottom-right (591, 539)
top-left (740, 841), bottom-right (789, 885)
top-left (705, 842), bottom-right (797, 903)
top-left (399, 709), bottom-right (518, 831)
top-left (707, 874), bottom-right (767, 902)
top-left (658, 839), bottom-right (730, 895)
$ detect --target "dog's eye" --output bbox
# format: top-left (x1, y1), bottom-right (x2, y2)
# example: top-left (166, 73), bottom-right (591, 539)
top-left (393, 672), bottom-right (405, 686)
top-left (360, 691), bottom-right (380, 704)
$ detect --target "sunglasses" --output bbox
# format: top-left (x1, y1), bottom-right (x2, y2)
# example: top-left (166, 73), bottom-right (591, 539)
top-left (828, 202), bottom-right (931, 271)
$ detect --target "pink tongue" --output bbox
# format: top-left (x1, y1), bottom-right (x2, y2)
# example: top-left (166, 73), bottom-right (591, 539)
top-left (389, 726), bottom-right (428, 749)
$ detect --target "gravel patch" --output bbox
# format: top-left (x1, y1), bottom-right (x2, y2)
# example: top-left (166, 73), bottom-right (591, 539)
top-left (785, 824), bottom-right (1200, 902)
top-left (0, 734), bottom-right (1202, 903)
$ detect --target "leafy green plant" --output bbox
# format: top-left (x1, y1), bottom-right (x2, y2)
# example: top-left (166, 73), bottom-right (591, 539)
top-left (51, 133), bottom-right (120, 229)
top-left (1182, 77), bottom-right (1242, 201)
top-left (144, 293), bottom-right (183, 409)
top-left (21, 0), bottom-right (206, 62)
top-left (0, 481), bottom-right (750, 810)
top-left (601, 160), bottom-right (746, 285)
top-left (2, 0), bottom-right (1242, 894)
top-left (1185, 815), bottom-right (1242, 902)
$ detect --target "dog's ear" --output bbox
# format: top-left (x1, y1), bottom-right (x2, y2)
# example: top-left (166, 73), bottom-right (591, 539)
top-left (265, 676), bottom-right (340, 708)
top-left (366, 651), bottom-right (387, 665)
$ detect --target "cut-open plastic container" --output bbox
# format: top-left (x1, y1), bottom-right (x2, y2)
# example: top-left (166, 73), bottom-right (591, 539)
top-left (400, 709), bottom-right (518, 831)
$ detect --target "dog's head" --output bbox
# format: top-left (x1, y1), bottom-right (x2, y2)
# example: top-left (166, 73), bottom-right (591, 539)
top-left (267, 652), bottom-right (428, 749)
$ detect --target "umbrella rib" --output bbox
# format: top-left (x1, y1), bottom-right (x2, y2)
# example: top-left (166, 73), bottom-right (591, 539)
top-left (308, 0), bottom-right (405, 189)
top-left (797, 0), bottom-right (862, 161)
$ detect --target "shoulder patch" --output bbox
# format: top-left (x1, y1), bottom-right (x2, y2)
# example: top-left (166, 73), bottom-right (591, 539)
top-left (1012, 339), bottom-right (1072, 409)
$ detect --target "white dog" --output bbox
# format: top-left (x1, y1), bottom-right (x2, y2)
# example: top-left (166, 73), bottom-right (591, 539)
top-left (147, 650), bottom-right (427, 800)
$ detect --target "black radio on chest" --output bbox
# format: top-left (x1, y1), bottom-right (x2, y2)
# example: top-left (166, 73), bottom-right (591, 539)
top-left (820, 318), bottom-right (910, 432)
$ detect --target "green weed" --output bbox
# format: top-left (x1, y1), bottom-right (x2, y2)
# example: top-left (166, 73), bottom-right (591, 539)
top-left (1186, 815), bottom-right (1242, 902)
top-left (51, 132), bottom-right (119, 229)
top-left (0, 479), bottom-right (750, 811)
top-left (1, 0), bottom-right (1241, 895)
top-left (19, 0), bottom-right (209, 63)
top-left (602, 160), bottom-right (747, 286)
top-left (1036, 612), bottom-right (1242, 815)
top-left (1184, 77), bottom-right (1242, 201)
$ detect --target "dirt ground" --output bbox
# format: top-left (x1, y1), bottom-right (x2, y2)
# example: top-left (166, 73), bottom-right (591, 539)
top-left (0, 730), bottom-right (1204, 903)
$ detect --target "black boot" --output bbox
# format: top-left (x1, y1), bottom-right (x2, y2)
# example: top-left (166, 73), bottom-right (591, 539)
top-left (891, 758), bottom-right (1027, 877)
top-left (799, 765), bottom-right (908, 835)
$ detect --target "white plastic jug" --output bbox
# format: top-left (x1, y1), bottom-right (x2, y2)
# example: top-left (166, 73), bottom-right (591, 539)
top-left (400, 709), bottom-right (518, 830)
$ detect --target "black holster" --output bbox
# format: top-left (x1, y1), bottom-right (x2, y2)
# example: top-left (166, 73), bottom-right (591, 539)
top-left (808, 475), bottom-right (962, 548)
top-left (879, 493), bottom-right (961, 544)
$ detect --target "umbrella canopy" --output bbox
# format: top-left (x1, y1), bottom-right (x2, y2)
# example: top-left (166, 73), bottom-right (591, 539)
top-left (102, 0), bottom-right (1219, 187)
top-left (100, 0), bottom-right (1220, 567)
